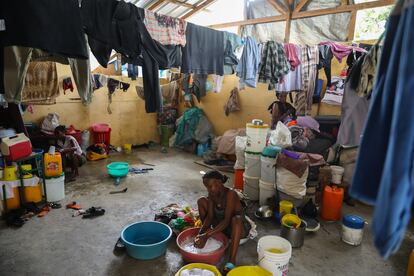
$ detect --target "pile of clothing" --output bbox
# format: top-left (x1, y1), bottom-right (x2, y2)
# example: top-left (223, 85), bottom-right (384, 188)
top-left (154, 204), bottom-right (201, 235)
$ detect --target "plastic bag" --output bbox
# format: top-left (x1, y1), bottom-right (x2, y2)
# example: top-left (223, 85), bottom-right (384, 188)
top-left (41, 113), bottom-right (60, 132)
top-left (234, 136), bottom-right (247, 169)
top-left (269, 121), bottom-right (292, 148)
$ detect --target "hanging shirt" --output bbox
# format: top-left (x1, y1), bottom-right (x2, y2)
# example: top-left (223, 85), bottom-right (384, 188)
top-left (350, 0), bottom-right (414, 259)
top-left (258, 41), bottom-right (290, 90)
top-left (223, 31), bottom-right (243, 75)
top-left (181, 23), bottom-right (224, 75)
top-left (319, 41), bottom-right (367, 63)
top-left (284, 43), bottom-right (301, 70)
top-left (144, 9), bottom-right (187, 46)
top-left (236, 37), bottom-right (261, 89)
top-left (275, 46), bottom-right (302, 92)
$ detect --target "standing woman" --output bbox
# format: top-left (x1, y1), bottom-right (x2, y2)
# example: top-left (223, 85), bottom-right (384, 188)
top-left (195, 170), bottom-right (251, 272)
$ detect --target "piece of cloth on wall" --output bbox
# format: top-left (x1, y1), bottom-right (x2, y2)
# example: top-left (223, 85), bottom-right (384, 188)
top-left (236, 37), bottom-right (260, 90)
top-left (3, 46), bottom-right (93, 104)
top-left (181, 23), bottom-right (224, 75)
top-left (223, 31), bottom-right (243, 75)
top-left (224, 87), bottom-right (241, 116)
top-left (21, 62), bottom-right (59, 105)
top-left (258, 41), bottom-right (290, 90)
top-left (63, 77), bottom-right (74, 94)
top-left (144, 9), bottom-right (186, 46)
top-left (350, 0), bottom-right (414, 259)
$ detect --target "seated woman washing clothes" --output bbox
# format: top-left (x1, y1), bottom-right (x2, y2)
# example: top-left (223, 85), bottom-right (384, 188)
top-left (268, 91), bottom-right (297, 129)
top-left (195, 170), bottom-right (251, 273)
top-left (54, 125), bottom-right (86, 182)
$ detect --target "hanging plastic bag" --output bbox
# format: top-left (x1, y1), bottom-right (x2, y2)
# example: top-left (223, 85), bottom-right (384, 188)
top-left (269, 121), bottom-right (292, 148)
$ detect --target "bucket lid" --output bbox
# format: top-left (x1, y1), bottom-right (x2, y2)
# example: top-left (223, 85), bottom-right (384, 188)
top-left (343, 215), bottom-right (365, 229)
top-left (261, 146), bottom-right (281, 158)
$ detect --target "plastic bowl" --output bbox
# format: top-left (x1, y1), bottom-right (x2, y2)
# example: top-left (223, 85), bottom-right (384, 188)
top-left (175, 263), bottom-right (222, 276)
top-left (107, 162), bottom-right (129, 177)
top-left (121, 221), bottom-right (172, 260)
top-left (176, 227), bottom-right (229, 265)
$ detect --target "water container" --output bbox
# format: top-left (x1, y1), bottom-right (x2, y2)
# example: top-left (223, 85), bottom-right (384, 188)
top-left (257, 236), bottom-right (292, 276)
top-left (234, 169), bottom-right (244, 190)
top-left (245, 152), bottom-right (261, 177)
top-left (45, 174), bottom-right (65, 202)
top-left (342, 215), bottom-right (365, 246)
top-left (331, 165), bottom-right (345, 184)
top-left (260, 155), bottom-right (277, 183)
top-left (44, 153), bottom-right (63, 177)
top-left (259, 180), bottom-right (275, 206)
top-left (243, 174), bottom-right (259, 201)
top-left (246, 123), bottom-right (269, 153)
top-left (3, 165), bottom-right (17, 181)
top-left (321, 185), bottom-right (344, 221)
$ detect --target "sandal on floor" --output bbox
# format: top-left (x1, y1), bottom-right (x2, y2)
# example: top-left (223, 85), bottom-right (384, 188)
top-left (37, 206), bottom-right (50, 217)
top-left (82, 207), bottom-right (105, 219)
top-left (66, 201), bottom-right (82, 210)
top-left (224, 263), bottom-right (236, 274)
top-left (113, 237), bottom-right (126, 256)
top-left (49, 202), bottom-right (62, 209)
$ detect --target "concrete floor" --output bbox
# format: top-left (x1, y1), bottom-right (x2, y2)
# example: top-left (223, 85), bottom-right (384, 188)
top-left (0, 148), bottom-right (412, 276)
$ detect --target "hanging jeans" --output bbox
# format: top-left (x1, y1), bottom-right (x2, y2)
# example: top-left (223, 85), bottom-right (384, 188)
top-left (350, 0), bottom-right (414, 259)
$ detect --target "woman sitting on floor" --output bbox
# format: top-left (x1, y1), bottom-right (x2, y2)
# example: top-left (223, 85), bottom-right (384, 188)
top-left (268, 91), bottom-right (297, 129)
top-left (54, 125), bottom-right (86, 182)
top-left (195, 170), bottom-right (251, 272)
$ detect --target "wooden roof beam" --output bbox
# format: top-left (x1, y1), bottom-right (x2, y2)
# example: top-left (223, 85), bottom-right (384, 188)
top-left (181, 0), bottom-right (218, 19)
top-left (266, 0), bottom-right (287, 14)
top-left (149, 0), bottom-right (165, 10)
top-left (210, 14), bottom-right (287, 29)
top-left (167, 0), bottom-right (195, 9)
top-left (293, 0), bottom-right (310, 13)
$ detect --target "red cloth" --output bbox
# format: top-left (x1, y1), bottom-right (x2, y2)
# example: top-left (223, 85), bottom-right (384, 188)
top-left (284, 43), bottom-right (301, 70)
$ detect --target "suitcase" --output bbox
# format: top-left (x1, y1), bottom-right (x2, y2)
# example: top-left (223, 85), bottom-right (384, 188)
top-left (0, 133), bottom-right (32, 161)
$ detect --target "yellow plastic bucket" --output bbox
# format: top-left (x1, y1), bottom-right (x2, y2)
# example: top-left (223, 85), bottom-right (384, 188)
top-left (21, 164), bottom-right (33, 179)
top-left (282, 214), bottom-right (301, 228)
top-left (279, 200), bottom-right (293, 215)
top-left (6, 187), bottom-right (21, 210)
top-left (123, 144), bottom-right (132, 154)
top-left (4, 166), bottom-right (17, 181)
top-left (24, 182), bottom-right (43, 203)
top-left (228, 266), bottom-right (272, 276)
top-left (175, 263), bottom-right (222, 276)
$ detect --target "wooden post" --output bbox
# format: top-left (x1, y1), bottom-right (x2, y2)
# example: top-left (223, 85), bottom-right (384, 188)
top-left (348, 10), bottom-right (357, 41)
top-left (284, 0), bottom-right (293, 43)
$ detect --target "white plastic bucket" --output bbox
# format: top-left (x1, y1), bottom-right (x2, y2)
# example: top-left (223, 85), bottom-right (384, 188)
top-left (243, 174), bottom-right (259, 201)
top-left (258, 235), bottom-right (292, 276)
top-left (260, 155), bottom-right (277, 183)
top-left (245, 152), bottom-right (261, 177)
top-left (342, 224), bottom-right (363, 246)
top-left (246, 123), bottom-right (269, 153)
top-left (45, 174), bottom-right (65, 202)
top-left (331, 166), bottom-right (345, 184)
top-left (259, 180), bottom-right (276, 206)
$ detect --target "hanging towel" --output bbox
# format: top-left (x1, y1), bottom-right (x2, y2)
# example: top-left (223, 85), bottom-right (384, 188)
top-left (350, 0), bottom-right (414, 259)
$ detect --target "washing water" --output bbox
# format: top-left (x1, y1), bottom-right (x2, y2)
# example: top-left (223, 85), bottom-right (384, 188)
top-left (182, 237), bottom-right (223, 254)
top-left (180, 268), bottom-right (215, 276)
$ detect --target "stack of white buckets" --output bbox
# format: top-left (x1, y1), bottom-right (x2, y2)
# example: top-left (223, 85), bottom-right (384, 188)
top-left (244, 121), bottom-right (277, 205)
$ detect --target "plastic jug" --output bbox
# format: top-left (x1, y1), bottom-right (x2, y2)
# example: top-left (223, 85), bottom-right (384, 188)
top-left (321, 185), bottom-right (344, 221)
top-left (44, 152), bottom-right (63, 177)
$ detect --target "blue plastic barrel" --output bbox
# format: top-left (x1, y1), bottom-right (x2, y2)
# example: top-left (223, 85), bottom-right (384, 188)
top-left (121, 221), bottom-right (172, 260)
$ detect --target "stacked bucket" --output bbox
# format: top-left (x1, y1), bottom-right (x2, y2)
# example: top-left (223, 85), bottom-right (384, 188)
top-left (243, 121), bottom-right (269, 202)
top-left (259, 146), bottom-right (279, 206)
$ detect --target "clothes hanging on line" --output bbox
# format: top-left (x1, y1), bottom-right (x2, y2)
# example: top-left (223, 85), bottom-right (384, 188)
top-left (144, 9), bottom-right (187, 47)
top-left (3, 46), bottom-right (93, 105)
top-left (258, 41), bottom-right (290, 90)
top-left (350, 0), bottom-right (414, 259)
top-left (223, 32), bottom-right (243, 75)
top-left (319, 41), bottom-right (367, 63)
top-left (236, 37), bottom-right (261, 89)
top-left (284, 43), bottom-right (301, 70)
top-left (213, 75), bottom-right (224, 93)
top-left (181, 23), bottom-right (224, 75)
top-left (356, 44), bottom-right (381, 98)
top-left (275, 46), bottom-right (302, 92)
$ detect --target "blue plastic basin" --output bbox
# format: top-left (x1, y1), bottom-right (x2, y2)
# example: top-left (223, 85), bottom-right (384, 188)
top-left (121, 221), bottom-right (172, 260)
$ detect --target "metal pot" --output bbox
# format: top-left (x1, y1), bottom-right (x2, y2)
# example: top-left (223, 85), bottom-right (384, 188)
top-left (280, 220), bottom-right (306, 248)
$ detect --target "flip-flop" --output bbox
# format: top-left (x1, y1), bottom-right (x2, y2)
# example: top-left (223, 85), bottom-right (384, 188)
top-left (37, 206), bottom-right (50, 217)
top-left (82, 207), bottom-right (105, 219)
top-left (66, 201), bottom-right (82, 210)
top-left (49, 202), bottom-right (62, 209)
top-left (224, 263), bottom-right (236, 274)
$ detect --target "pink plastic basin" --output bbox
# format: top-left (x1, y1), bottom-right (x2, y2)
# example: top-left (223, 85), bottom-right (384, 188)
top-left (176, 227), bottom-right (229, 265)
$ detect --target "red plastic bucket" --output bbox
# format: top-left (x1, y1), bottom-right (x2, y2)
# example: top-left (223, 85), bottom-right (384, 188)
top-left (176, 227), bottom-right (229, 265)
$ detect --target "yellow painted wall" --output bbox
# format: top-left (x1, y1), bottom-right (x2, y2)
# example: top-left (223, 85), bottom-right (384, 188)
top-left (23, 64), bottom-right (159, 146)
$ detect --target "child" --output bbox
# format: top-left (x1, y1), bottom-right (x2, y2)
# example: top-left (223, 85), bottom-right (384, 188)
top-left (268, 91), bottom-right (296, 129)
top-left (54, 125), bottom-right (86, 181)
top-left (195, 170), bottom-right (251, 272)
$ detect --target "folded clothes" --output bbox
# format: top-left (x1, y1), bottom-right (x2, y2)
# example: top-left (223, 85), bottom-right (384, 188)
top-left (277, 152), bottom-right (309, 178)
